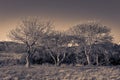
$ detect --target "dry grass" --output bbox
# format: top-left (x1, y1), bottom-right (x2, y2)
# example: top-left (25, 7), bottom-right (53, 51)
top-left (0, 53), bottom-right (23, 67)
top-left (0, 52), bottom-right (120, 80)
top-left (0, 65), bottom-right (120, 80)
top-left (0, 53), bottom-right (22, 60)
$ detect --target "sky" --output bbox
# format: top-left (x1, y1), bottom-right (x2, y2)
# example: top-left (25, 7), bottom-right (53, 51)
top-left (0, 0), bottom-right (120, 43)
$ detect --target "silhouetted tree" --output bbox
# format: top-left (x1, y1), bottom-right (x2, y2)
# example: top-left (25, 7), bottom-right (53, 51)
top-left (68, 22), bottom-right (112, 65)
top-left (9, 17), bottom-right (52, 68)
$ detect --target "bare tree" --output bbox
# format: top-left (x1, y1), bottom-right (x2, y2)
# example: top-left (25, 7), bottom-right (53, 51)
top-left (43, 31), bottom-right (70, 66)
top-left (9, 17), bottom-right (52, 68)
top-left (68, 22), bottom-right (112, 65)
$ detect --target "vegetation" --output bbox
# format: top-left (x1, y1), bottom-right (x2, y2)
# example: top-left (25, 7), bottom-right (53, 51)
top-left (0, 65), bottom-right (120, 80)
top-left (0, 17), bottom-right (120, 79)
top-left (8, 17), bottom-right (52, 67)
top-left (68, 23), bottom-right (112, 65)
top-left (0, 17), bottom-right (119, 67)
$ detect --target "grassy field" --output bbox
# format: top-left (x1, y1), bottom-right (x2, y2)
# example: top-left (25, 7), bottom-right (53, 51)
top-left (0, 52), bottom-right (120, 80)
top-left (0, 65), bottom-right (120, 80)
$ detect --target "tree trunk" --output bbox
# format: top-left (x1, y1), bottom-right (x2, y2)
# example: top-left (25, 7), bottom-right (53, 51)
top-left (56, 55), bottom-right (60, 66)
top-left (56, 62), bottom-right (60, 66)
top-left (86, 54), bottom-right (91, 65)
top-left (84, 46), bottom-right (92, 65)
top-left (105, 50), bottom-right (110, 66)
top-left (96, 54), bottom-right (99, 66)
top-left (49, 52), bottom-right (57, 66)
top-left (25, 54), bottom-right (30, 68)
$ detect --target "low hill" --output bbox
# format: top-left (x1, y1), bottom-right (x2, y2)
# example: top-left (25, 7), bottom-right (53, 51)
top-left (0, 41), bottom-right (26, 53)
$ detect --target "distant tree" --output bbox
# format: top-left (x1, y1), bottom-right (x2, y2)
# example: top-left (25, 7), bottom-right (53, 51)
top-left (68, 22), bottom-right (112, 65)
top-left (9, 17), bottom-right (52, 68)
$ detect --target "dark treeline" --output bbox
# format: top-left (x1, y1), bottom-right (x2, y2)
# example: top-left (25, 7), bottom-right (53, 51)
top-left (1, 17), bottom-right (120, 67)
top-left (30, 42), bottom-right (120, 66)
top-left (0, 41), bottom-right (120, 66)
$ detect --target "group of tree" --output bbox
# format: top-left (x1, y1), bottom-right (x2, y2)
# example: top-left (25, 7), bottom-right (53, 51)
top-left (8, 17), bottom-right (120, 68)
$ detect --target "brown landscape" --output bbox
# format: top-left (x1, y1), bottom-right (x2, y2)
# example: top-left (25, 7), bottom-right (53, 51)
top-left (0, 65), bottom-right (120, 80)
top-left (0, 52), bottom-right (120, 80)
top-left (0, 0), bottom-right (120, 80)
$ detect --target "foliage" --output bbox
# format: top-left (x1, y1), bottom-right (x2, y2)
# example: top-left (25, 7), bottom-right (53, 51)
top-left (5, 20), bottom-right (120, 66)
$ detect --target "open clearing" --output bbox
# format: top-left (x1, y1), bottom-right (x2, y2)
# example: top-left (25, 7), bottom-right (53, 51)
top-left (0, 65), bottom-right (120, 80)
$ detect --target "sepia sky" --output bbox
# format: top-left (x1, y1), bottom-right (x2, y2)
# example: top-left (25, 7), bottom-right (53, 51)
top-left (0, 0), bottom-right (120, 43)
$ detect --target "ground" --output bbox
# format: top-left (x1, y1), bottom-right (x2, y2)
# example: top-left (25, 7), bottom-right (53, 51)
top-left (0, 52), bottom-right (120, 80)
top-left (0, 65), bottom-right (120, 80)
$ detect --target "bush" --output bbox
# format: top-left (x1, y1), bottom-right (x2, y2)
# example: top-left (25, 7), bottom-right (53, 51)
top-left (19, 54), bottom-right (26, 65)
